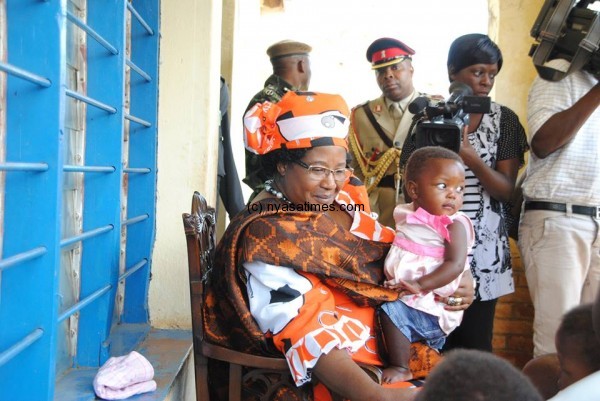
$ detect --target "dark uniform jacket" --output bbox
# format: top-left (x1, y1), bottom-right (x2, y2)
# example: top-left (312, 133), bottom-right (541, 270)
top-left (218, 77), bottom-right (244, 218)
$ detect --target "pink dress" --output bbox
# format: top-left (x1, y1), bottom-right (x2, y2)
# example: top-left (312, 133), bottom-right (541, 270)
top-left (383, 203), bottom-right (475, 334)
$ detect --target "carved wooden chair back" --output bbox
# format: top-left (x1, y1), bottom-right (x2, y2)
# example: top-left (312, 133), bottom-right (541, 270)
top-left (182, 192), bottom-right (293, 401)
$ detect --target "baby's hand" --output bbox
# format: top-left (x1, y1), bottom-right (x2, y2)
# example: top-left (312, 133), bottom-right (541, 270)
top-left (383, 280), bottom-right (410, 297)
top-left (399, 279), bottom-right (422, 295)
top-left (384, 279), bottom-right (422, 297)
top-left (383, 280), bottom-right (404, 290)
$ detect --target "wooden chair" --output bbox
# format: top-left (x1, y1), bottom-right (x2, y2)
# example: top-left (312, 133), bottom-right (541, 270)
top-left (182, 192), bottom-right (293, 401)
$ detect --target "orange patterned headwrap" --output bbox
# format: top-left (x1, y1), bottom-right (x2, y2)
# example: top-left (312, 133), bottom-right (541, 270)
top-left (244, 91), bottom-right (350, 155)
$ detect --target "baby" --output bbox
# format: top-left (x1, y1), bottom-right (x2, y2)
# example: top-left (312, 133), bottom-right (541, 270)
top-left (380, 146), bottom-right (474, 383)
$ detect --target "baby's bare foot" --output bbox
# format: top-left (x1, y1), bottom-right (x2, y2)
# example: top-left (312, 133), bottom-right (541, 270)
top-left (382, 366), bottom-right (413, 384)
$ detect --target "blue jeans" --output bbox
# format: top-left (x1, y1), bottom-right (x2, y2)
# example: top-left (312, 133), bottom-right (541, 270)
top-left (381, 299), bottom-right (446, 350)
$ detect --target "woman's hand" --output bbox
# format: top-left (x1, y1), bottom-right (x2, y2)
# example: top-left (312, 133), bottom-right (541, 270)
top-left (458, 124), bottom-right (478, 166)
top-left (458, 121), bottom-right (518, 202)
top-left (435, 270), bottom-right (475, 311)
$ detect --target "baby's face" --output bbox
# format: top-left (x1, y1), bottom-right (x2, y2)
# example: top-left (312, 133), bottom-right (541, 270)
top-left (410, 158), bottom-right (465, 216)
top-left (556, 339), bottom-right (595, 390)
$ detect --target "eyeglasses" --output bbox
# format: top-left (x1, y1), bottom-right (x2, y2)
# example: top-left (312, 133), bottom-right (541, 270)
top-left (293, 160), bottom-right (353, 183)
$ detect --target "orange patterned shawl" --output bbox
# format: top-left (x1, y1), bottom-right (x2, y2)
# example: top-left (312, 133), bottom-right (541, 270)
top-left (204, 198), bottom-right (398, 355)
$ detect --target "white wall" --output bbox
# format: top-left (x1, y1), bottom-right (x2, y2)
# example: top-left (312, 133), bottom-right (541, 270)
top-left (149, 0), bottom-right (222, 328)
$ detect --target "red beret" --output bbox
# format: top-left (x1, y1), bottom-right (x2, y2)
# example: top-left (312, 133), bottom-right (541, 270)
top-left (366, 38), bottom-right (415, 70)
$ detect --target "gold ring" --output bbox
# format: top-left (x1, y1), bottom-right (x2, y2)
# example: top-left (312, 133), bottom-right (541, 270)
top-left (454, 297), bottom-right (463, 306)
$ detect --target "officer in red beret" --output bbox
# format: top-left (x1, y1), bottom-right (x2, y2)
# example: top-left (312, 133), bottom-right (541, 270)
top-left (348, 37), bottom-right (428, 227)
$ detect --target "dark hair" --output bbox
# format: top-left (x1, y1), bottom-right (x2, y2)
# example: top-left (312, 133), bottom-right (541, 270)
top-left (260, 147), bottom-right (308, 179)
top-left (415, 350), bottom-right (543, 401)
top-left (447, 33), bottom-right (503, 80)
top-left (557, 303), bottom-right (600, 372)
top-left (404, 146), bottom-right (463, 183)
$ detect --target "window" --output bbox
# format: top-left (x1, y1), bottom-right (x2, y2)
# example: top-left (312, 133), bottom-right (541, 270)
top-left (0, 1), bottom-right (159, 399)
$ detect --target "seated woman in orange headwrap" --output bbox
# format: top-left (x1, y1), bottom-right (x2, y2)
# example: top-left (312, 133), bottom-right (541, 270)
top-left (204, 91), bottom-right (475, 401)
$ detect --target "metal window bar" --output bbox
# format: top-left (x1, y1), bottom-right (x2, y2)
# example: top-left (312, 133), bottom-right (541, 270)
top-left (122, 214), bottom-right (149, 226)
top-left (63, 165), bottom-right (116, 173)
top-left (59, 224), bottom-right (114, 248)
top-left (0, 247), bottom-right (47, 272)
top-left (1, 0), bottom-right (65, 396)
top-left (124, 113), bottom-right (151, 127)
top-left (0, 61), bottom-right (51, 87)
top-left (0, 0), bottom-right (158, 397)
top-left (118, 259), bottom-right (147, 281)
top-left (121, 0), bottom-right (159, 326)
top-left (0, 162), bottom-right (48, 172)
top-left (57, 258), bottom-right (148, 324)
top-left (123, 167), bottom-right (150, 174)
top-left (0, 329), bottom-right (44, 368)
top-left (126, 59), bottom-right (151, 82)
top-left (65, 11), bottom-right (118, 55)
top-left (126, 3), bottom-right (154, 36)
top-left (65, 89), bottom-right (117, 114)
top-left (57, 284), bottom-right (111, 323)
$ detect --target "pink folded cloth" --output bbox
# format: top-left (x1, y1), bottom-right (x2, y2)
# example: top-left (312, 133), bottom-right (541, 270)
top-left (93, 351), bottom-right (157, 400)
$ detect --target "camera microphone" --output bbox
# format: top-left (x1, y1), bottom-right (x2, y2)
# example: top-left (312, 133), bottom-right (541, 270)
top-left (446, 81), bottom-right (473, 106)
top-left (408, 96), bottom-right (430, 114)
top-left (409, 96), bottom-right (431, 121)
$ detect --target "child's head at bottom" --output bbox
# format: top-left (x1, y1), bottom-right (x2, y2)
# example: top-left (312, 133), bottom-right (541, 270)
top-left (404, 146), bottom-right (465, 216)
top-left (555, 303), bottom-right (600, 390)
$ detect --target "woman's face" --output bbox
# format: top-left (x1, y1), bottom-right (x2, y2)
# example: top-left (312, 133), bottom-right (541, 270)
top-left (407, 158), bottom-right (465, 216)
top-left (277, 146), bottom-right (347, 206)
top-left (450, 63), bottom-right (498, 97)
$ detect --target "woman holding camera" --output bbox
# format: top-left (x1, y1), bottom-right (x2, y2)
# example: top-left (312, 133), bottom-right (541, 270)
top-left (401, 33), bottom-right (528, 352)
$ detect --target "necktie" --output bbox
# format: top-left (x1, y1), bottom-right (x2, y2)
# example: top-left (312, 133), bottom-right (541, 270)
top-left (390, 102), bottom-right (403, 125)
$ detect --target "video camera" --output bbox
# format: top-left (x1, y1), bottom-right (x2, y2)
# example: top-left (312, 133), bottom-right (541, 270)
top-left (530, 0), bottom-right (600, 81)
top-left (408, 82), bottom-right (490, 153)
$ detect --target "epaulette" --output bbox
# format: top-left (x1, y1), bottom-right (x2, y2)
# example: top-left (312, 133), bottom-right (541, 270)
top-left (351, 100), bottom-right (369, 111)
top-left (259, 86), bottom-right (283, 103)
top-left (264, 87), bottom-right (276, 98)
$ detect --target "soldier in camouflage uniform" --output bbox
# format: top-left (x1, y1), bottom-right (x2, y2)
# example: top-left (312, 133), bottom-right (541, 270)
top-left (244, 40), bottom-right (312, 199)
top-left (348, 38), bottom-right (427, 228)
